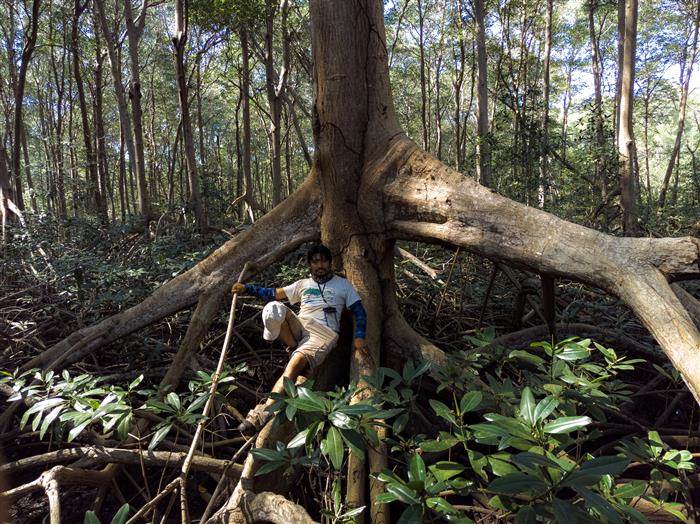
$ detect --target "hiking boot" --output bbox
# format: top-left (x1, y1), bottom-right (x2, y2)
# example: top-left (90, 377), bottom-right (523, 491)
top-left (237, 403), bottom-right (270, 436)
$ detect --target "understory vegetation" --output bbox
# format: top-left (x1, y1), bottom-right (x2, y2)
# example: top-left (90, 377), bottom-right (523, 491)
top-left (1, 219), bottom-right (698, 522)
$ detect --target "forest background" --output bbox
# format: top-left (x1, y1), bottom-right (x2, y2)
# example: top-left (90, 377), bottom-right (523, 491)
top-left (1, 0), bottom-right (700, 522)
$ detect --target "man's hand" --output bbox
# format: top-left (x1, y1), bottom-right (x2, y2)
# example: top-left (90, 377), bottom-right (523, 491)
top-left (231, 282), bottom-right (246, 295)
top-left (353, 338), bottom-right (366, 352)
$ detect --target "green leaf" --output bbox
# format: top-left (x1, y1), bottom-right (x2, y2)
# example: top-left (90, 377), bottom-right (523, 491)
top-left (408, 453), bottom-right (426, 483)
top-left (508, 350), bottom-right (546, 367)
top-left (511, 452), bottom-right (559, 470)
top-left (575, 487), bottom-right (621, 524)
top-left (84, 511), bottom-right (101, 524)
top-left (533, 396), bottom-right (559, 422)
top-left (429, 399), bottom-right (456, 423)
top-left (255, 461), bottom-right (285, 476)
top-left (556, 345), bottom-right (590, 361)
top-left (297, 387), bottom-right (327, 411)
top-left (68, 419), bottom-right (93, 442)
top-left (563, 456), bottom-right (630, 487)
top-left (519, 387), bottom-right (536, 425)
top-left (340, 506), bottom-right (366, 519)
top-left (460, 391), bottom-right (483, 414)
top-left (166, 392), bottom-right (181, 410)
top-left (615, 480), bottom-right (647, 499)
top-left (110, 503), bottom-right (131, 524)
top-left (514, 506), bottom-right (537, 524)
top-left (148, 424), bottom-right (172, 450)
top-left (396, 504), bottom-right (423, 524)
top-left (326, 426), bottom-right (344, 470)
top-left (542, 415), bottom-right (591, 434)
top-left (429, 461), bottom-right (465, 482)
top-left (251, 448), bottom-right (284, 462)
top-left (283, 376), bottom-right (296, 398)
top-left (488, 473), bottom-right (546, 494)
top-left (39, 405), bottom-right (64, 440)
top-left (286, 397), bottom-right (325, 412)
top-left (288, 428), bottom-right (309, 449)
top-left (340, 429), bottom-right (365, 460)
top-left (551, 498), bottom-right (578, 522)
top-left (387, 483), bottom-right (420, 505)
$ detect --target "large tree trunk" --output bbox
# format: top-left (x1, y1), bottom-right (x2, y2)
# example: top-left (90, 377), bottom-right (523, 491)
top-left (618, 0), bottom-right (640, 235)
top-left (172, 0), bottom-right (208, 233)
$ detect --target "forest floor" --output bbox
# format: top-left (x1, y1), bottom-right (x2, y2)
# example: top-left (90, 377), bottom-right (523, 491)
top-left (1, 217), bottom-right (698, 522)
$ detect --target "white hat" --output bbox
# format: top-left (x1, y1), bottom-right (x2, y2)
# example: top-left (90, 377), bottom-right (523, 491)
top-left (262, 302), bottom-right (287, 341)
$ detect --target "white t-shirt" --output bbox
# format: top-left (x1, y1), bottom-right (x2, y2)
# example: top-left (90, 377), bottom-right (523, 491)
top-left (282, 275), bottom-right (361, 333)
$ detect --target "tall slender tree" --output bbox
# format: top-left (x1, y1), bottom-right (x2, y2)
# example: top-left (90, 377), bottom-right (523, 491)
top-left (618, 0), bottom-right (640, 234)
top-left (173, 0), bottom-right (207, 232)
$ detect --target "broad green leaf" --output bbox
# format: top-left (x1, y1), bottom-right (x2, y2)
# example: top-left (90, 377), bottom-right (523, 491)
top-left (166, 392), bottom-right (181, 410)
top-left (488, 473), bottom-right (546, 494)
top-left (326, 426), bottom-right (344, 470)
top-left (514, 506), bottom-right (537, 524)
top-left (575, 487), bottom-right (621, 524)
top-left (614, 480), bottom-right (647, 499)
top-left (254, 461), bottom-right (285, 476)
top-left (556, 346), bottom-right (590, 361)
top-left (551, 498), bottom-right (578, 522)
top-left (511, 452), bottom-right (559, 470)
top-left (340, 506), bottom-right (366, 519)
top-left (429, 461), bottom-right (465, 482)
top-left (110, 503), bottom-right (131, 524)
top-left (283, 376), bottom-right (296, 398)
top-left (460, 391), bottom-right (483, 414)
top-left (286, 397), bottom-right (325, 412)
top-left (340, 428), bottom-right (365, 460)
top-left (429, 399), bottom-right (456, 423)
top-left (84, 511), bottom-right (101, 524)
top-left (408, 453), bottom-right (426, 483)
top-left (542, 415), bottom-right (591, 434)
top-left (297, 387), bottom-right (327, 411)
top-left (519, 387), bottom-right (536, 425)
top-left (533, 396), bottom-right (559, 422)
top-left (396, 504), bottom-right (423, 524)
top-left (508, 350), bottom-right (546, 367)
top-left (386, 483), bottom-right (420, 505)
top-left (39, 405), bottom-right (64, 439)
top-left (251, 447), bottom-right (284, 461)
top-left (563, 456), bottom-right (630, 487)
top-left (148, 424), bottom-right (172, 450)
top-left (287, 428), bottom-right (309, 449)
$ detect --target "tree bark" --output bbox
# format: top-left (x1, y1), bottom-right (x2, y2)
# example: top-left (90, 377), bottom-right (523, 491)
top-left (173, 0), bottom-right (208, 233)
top-left (618, 0), bottom-right (640, 235)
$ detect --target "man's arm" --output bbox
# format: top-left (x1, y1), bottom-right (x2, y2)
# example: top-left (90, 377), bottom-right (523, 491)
top-left (348, 300), bottom-right (367, 349)
top-left (231, 282), bottom-right (287, 302)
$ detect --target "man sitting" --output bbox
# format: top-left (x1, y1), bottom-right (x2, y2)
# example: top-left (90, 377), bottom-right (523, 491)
top-left (231, 244), bottom-right (367, 434)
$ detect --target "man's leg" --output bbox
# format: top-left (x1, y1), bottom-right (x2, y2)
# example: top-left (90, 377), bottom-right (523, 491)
top-left (237, 346), bottom-right (310, 435)
top-left (264, 352), bottom-right (309, 409)
top-left (276, 310), bottom-right (300, 348)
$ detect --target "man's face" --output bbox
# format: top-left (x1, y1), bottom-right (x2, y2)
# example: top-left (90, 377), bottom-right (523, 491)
top-left (309, 254), bottom-right (331, 281)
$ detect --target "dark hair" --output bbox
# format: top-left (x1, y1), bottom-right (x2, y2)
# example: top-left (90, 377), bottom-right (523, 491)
top-left (307, 244), bottom-right (332, 263)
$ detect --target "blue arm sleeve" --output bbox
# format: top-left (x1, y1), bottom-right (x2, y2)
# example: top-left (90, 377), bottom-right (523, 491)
top-left (348, 300), bottom-right (367, 340)
top-left (244, 284), bottom-right (276, 302)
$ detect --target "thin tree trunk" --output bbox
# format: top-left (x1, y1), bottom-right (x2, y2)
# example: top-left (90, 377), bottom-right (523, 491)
top-left (538, 0), bottom-right (553, 209)
top-left (94, 0), bottom-right (149, 223)
top-left (11, 0), bottom-right (42, 212)
top-left (173, 0), bottom-right (208, 233)
top-left (123, 0), bottom-right (151, 226)
top-left (264, 0), bottom-right (284, 206)
top-left (21, 126), bottom-right (37, 213)
top-left (618, 0), bottom-right (640, 235)
top-left (658, 0), bottom-right (700, 209)
top-left (474, 0), bottom-right (491, 186)
top-left (453, 0), bottom-right (467, 171)
top-left (72, 0), bottom-right (106, 223)
top-left (588, 0), bottom-right (607, 200)
top-left (417, 0), bottom-right (430, 152)
top-left (94, 10), bottom-right (111, 222)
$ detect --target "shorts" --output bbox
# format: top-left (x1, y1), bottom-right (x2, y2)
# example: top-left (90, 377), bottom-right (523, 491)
top-left (262, 301), bottom-right (339, 369)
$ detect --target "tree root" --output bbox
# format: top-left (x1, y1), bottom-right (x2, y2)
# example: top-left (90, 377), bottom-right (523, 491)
top-left (0, 446), bottom-right (242, 479)
top-left (478, 322), bottom-right (666, 363)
